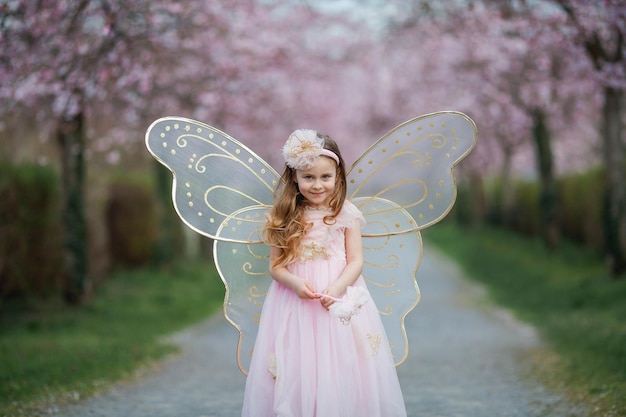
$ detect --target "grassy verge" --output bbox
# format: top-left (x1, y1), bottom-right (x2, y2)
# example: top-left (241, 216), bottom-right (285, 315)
top-left (424, 223), bottom-right (626, 417)
top-left (0, 261), bottom-right (224, 416)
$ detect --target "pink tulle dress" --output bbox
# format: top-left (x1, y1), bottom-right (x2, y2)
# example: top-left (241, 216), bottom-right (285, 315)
top-left (241, 201), bottom-right (407, 417)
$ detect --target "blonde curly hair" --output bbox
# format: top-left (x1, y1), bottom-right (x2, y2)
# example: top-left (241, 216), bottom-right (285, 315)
top-left (263, 134), bottom-right (347, 269)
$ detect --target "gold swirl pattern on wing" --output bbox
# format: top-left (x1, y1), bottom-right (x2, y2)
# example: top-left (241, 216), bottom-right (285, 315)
top-left (146, 118), bottom-right (280, 244)
top-left (363, 275), bottom-right (397, 289)
top-left (378, 305), bottom-right (393, 316)
top-left (246, 240), bottom-right (268, 259)
top-left (361, 220), bottom-right (392, 241)
top-left (345, 112), bottom-right (479, 238)
top-left (204, 185), bottom-right (269, 221)
top-left (242, 241), bottom-right (270, 276)
top-left (175, 134), bottom-right (188, 148)
top-left (248, 285), bottom-right (267, 308)
top-left (242, 261), bottom-right (268, 276)
top-left (180, 129), bottom-right (272, 185)
top-left (360, 211), bottom-right (417, 239)
top-left (429, 132), bottom-right (446, 148)
top-left (194, 150), bottom-right (271, 184)
top-left (358, 179), bottom-right (428, 213)
top-left (349, 133), bottom-right (443, 206)
top-left (363, 254), bottom-right (399, 270)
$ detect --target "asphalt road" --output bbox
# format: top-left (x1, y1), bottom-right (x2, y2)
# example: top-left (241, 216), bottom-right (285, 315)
top-left (55, 247), bottom-right (589, 417)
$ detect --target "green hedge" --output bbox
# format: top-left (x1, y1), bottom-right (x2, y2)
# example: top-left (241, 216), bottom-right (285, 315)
top-left (0, 163), bottom-right (64, 298)
top-left (558, 168), bottom-right (605, 251)
top-left (455, 166), bottom-right (609, 253)
top-left (106, 181), bottom-right (158, 268)
top-left (105, 167), bottom-right (188, 268)
top-left (0, 163), bottom-right (189, 300)
top-left (511, 180), bottom-right (541, 237)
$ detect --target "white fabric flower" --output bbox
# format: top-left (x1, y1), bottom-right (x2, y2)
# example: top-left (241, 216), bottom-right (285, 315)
top-left (282, 129), bottom-right (323, 169)
top-left (328, 286), bottom-right (370, 325)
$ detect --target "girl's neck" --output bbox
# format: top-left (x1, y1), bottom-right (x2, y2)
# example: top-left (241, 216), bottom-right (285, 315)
top-left (304, 203), bottom-right (331, 211)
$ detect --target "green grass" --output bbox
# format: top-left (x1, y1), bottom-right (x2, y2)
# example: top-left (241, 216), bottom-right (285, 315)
top-left (0, 261), bottom-right (225, 416)
top-left (424, 223), bottom-right (626, 417)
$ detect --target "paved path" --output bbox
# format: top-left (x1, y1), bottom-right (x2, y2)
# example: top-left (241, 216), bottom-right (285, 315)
top-left (56, 248), bottom-right (589, 417)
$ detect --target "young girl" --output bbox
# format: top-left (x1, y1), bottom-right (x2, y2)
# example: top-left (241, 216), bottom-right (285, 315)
top-left (241, 129), bottom-right (407, 417)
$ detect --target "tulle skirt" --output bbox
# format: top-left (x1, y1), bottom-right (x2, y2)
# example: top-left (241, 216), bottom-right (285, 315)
top-left (241, 258), bottom-right (407, 417)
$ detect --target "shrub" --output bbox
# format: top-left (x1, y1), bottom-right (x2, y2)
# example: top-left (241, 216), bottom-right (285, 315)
top-left (0, 163), bottom-right (64, 298)
top-left (558, 168), bottom-right (604, 252)
top-left (510, 180), bottom-right (541, 237)
top-left (106, 182), bottom-right (158, 268)
top-left (481, 166), bottom-right (609, 253)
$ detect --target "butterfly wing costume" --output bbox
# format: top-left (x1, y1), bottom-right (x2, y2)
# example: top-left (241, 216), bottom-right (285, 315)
top-left (145, 112), bottom-right (477, 375)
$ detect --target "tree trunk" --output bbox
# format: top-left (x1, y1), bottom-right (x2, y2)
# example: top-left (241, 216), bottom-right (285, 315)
top-left (57, 112), bottom-right (90, 304)
top-left (601, 86), bottom-right (626, 276)
top-left (555, 0), bottom-right (626, 276)
top-left (531, 109), bottom-right (559, 250)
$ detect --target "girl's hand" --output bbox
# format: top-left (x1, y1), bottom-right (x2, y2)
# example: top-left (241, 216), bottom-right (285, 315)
top-left (320, 286), bottom-right (343, 310)
top-left (294, 280), bottom-right (319, 300)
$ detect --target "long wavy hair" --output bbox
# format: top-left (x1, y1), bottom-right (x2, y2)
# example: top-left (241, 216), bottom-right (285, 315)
top-left (264, 134), bottom-right (347, 269)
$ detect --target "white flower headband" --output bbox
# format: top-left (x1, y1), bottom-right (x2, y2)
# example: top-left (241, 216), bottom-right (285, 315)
top-left (281, 129), bottom-right (340, 170)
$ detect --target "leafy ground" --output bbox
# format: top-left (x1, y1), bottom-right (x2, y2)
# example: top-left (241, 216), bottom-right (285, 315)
top-left (0, 261), bottom-right (224, 416)
top-left (424, 223), bottom-right (626, 417)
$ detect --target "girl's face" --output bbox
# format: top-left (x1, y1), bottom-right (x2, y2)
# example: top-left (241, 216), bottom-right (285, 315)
top-left (294, 156), bottom-right (337, 208)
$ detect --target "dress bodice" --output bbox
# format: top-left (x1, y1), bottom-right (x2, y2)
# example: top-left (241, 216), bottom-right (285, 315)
top-left (299, 201), bottom-right (365, 262)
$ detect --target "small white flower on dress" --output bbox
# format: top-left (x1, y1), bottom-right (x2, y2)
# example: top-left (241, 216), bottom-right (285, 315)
top-left (282, 129), bottom-right (323, 169)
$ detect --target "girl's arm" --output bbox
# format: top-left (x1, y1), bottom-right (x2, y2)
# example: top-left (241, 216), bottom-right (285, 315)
top-left (321, 218), bottom-right (364, 309)
top-left (269, 245), bottom-right (319, 299)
